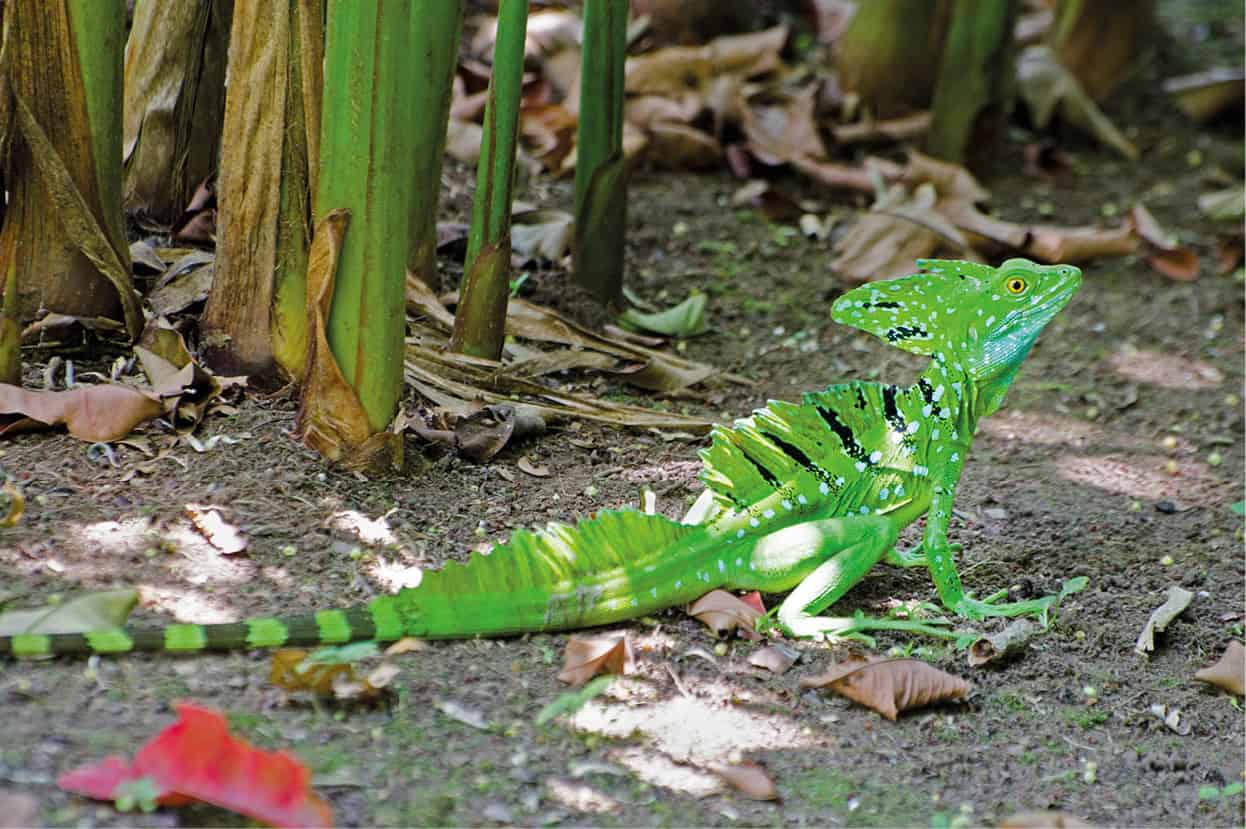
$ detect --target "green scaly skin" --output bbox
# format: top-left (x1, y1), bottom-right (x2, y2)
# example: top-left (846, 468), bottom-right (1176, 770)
top-left (0, 258), bottom-right (1082, 658)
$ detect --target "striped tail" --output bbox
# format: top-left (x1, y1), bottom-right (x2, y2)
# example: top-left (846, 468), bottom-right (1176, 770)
top-left (0, 605), bottom-right (392, 659)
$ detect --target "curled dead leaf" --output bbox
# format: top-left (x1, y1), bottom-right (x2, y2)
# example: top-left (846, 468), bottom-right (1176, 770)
top-left (0, 384), bottom-right (164, 443)
top-left (800, 656), bottom-right (972, 720)
top-left (1193, 640), bottom-right (1244, 696)
top-left (185, 503), bottom-right (248, 555)
top-left (967, 619), bottom-right (1039, 667)
top-left (0, 481), bottom-right (25, 528)
top-left (998, 811), bottom-right (1093, 829)
top-left (714, 761), bottom-right (779, 801)
top-left (517, 455), bottom-right (550, 477)
top-left (687, 590), bottom-right (762, 640)
top-left (558, 634), bottom-right (634, 685)
top-left (748, 643), bottom-right (800, 675)
top-left (1135, 586), bottom-right (1193, 656)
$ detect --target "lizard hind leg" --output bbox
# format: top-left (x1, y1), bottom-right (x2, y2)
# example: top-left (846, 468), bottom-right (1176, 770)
top-left (744, 517), bottom-right (961, 642)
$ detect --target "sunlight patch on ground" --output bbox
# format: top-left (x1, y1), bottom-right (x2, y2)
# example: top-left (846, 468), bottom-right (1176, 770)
top-left (1107, 347), bottom-right (1224, 390)
top-left (607, 746), bottom-right (723, 798)
top-left (544, 778), bottom-right (621, 815)
top-left (367, 556), bottom-right (425, 590)
top-left (619, 460), bottom-right (702, 485)
top-left (140, 585), bottom-right (240, 624)
top-left (77, 517), bottom-right (154, 552)
top-left (982, 410), bottom-right (1199, 454)
top-left (1055, 452), bottom-right (1229, 503)
top-left (570, 692), bottom-right (815, 763)
top-left (329, 510), bottom-right (397, 545)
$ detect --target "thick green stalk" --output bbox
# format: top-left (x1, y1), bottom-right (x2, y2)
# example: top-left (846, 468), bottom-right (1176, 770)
top-left (572, 0), bottom-right (628, 308)
top-left (926, 0), bottom-right (1017, 163)
top-left (406, 1), bottom-right (464, 289)
top-left (450, 0), bottom-right (528, 361)
top-left (317, 2), bottom-right (442, 431)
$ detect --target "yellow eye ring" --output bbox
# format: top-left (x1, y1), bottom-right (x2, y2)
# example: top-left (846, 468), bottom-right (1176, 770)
top-left (1006, 277), bottom-right (1028, 294)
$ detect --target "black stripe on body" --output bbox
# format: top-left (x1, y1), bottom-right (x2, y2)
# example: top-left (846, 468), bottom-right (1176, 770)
top-left (882, 385), bottom-right (907, 433)
top-left (918, 378), bottom-right (936, 405)
top-left (816, 405), bottom-right (865, 460)
top-left (761, 430), bottom-right (830, 482)
top-left (740, 448), bottom-right (782, 488)
top-left (886, 325), bottom-right (927, 343)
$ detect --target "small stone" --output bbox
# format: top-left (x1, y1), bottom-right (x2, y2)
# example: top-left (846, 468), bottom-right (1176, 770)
top-left (1155, 501), bottom-right (1177, 514)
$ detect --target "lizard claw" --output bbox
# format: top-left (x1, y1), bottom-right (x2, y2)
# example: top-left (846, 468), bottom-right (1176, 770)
top-left (953, 593), bottom-right (1057, 622)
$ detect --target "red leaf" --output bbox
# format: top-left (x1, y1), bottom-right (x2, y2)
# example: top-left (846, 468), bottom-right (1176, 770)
top-left (58, 703), bottom-right (333, 828)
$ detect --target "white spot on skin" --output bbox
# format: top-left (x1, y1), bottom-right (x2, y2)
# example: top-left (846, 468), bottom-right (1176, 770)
top-left (718, 559), bottom-right (726, 573)
top-left (869, 450), bottom-right (882, 464)
top-left (835, 477), bottom-right (845, 487)
top-left (763, 509), bottom-right (775, 519)
top-left (859, 505), bottom-right (869, 514)
top-left (797, 494), bottom-right (808, 505)
top-left (985, 315), bottom-right (996, 327)
top-left (819, 482), bottom-right (830, 495)
top-left (922, 405), bottom-right (933, 418)
top-left (736, 529), bottom-right (746, 538)
top-left (913, 465), bottom-right (929, 477)
top-left (895, 484), bottom-right (905, 496)
top-left (950, 452), bottom-right (960, 463)
top-left (906, 421), bottom-right (920, 434)
top-left (932, 385), bottom-right (945, 402)
top-left (855, 461), bottom-right (867, 472)
top-left (675, 580), bottom-right (682, 589)
top-left (735, 557), bottom-right (743, 566)
top-left (880, 488), bottom-right (890, 499)
top-left (749, 517), bottom-right (760, 528)
top-left (932, 428), bottom-right (940, 440)
top-left (651, 588), bottom-right (658, 598)
top-left (781, 499), bottom-right (793, 510)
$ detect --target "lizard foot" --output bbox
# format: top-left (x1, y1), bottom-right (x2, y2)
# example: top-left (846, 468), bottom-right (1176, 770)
top-left (778, 611), bottom-right (964, 645)
top-left (884, 542), bottom-right (962, 569)
top-left (953, 577), bottom-right (1088, 622)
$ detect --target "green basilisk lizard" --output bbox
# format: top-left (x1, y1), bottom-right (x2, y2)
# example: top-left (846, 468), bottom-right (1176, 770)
top-left (0, 257), bottom-right (1082, 658)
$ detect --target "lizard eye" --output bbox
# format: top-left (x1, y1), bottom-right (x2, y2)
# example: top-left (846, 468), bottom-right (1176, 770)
top-left (1006, 277), bottom-right (1028, 295)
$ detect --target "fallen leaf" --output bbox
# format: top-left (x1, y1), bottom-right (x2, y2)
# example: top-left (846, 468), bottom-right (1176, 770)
top-left (1147, 702), bottom-right (1190, 735)
top-left (967, 619), bottom-right (1039, 667)
top-left (147, 250), bottom-right (215, 316)
top-left (1163, 67), bottom-right (1245, 124)
top-left (616, 292), bottom-right (708, 337)
top-left (185, 504), bottom-right (248, 555)
top-left (270, 649), bottom-right (354, 696)
top-left (558, 634), bottom-right (634, 685)
top-left (58, 703), bottom-right (333, 828)
top-left (0, 589), bottom-right (138, 637)
top-left (1016, 45), bottom-right (1138, 160)
top-left (0, 481), bottom-right (24, 528)
top-left (714, 761), bottom-right (779, 801)
top-left (1135, 586), bottom-right (1193, 655)
top-left (0, 384), bottom-right (164, 442)
top-left (800, 656), bottom-right (972, 720)
top-left (511, 209), bottom-right (573, 263)
top-left (444, 119), bottom-right (483, 165)
top-left (741, 85), bottom-right (826, 165)
top-left (830, 186), bottom-right (943, 283)
top-left (687, 590), bottom-right (762, 640)
top-left (1199, 185), bottom-right (1246, 222)
top-left (748, 643), bottom-right (800, 675)
top-left (517, 455), bottom-right (550, 477)
top-left (1131, 204), bottom-right (1199, 281)
top-left (433, 698), bottom-right (491, 730)
top-left (644, 122), bottom-right (722, 170)
top-left (1194, 640), bottom-right (1244, 696)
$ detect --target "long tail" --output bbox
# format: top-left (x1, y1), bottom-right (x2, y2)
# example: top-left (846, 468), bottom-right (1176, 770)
top-left (1, 509), bottom-right (709, 658)
top-left (0, 605), bottom-right (390, 658)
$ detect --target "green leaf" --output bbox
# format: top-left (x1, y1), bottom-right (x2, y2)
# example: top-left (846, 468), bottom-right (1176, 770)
top-left (1198, 785), bottom-right (1222, 801)
top-left (303, 641), bottom-right (380, 665)
top-left (1230, 500), bottom-right (1244, 516)
top-left (535, 675), bottom-right (614, 725)
top-left (617, 291), bottom-right (709, 337)
top-left (0, 589), bottom-right (138, 636)
top-left (1060, 576), bottom-right (1090, 599)
top-left (1223, 782), bottom-right (1245, 797)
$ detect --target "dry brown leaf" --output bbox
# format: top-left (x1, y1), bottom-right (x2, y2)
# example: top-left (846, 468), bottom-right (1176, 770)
top-left (1135, 585), bottom-right (1193, 655)
top-left (800, 656), bottom-right (972, 720)
top-left (558, 634), bottom-right (634, 685)
top-left (902, 150), bottom-right (992, 203)
top-left (741, 86), bottom-right (826, 165)
top-left (1023, 222), bottom-right (1137, 263)
top-left (269, 649), bottom-right (354, 696)
top-left (0, 384), bottom-right (164, 442)
top-left (445, 119), bottom-right (484, 164)
top-left (1194, 640), bottom-right (1244, 696)
top-left (967, 619), bottom-right (1039, 667)
top-left (517, 455), bottom-right (551, 477)
top-left (1131, 205), bottom-right (1200, 281)
top-left (1016, 45), bottom-right (1138, 160)
top-left (714, 761), bottom-right (780, 801)
top-left (0, 482), bottom-right (25, 528)
top-left (384, 637), bottom-right (426, 656)
top-left (687, 590), bottom-right (762, 640)
top-left (833, 111), bottom-right (932, 144)
top-left (644, 123), bottom-right (722, 170)
top-left (511, 209), bottom-right (573, 263)
top-left (748, 643), bottom-right (800, 675)
top-left (1163, 68), bottom-right (1245, 124)
top-left (185, 503), bottom-right (248, 555)
top-left (998, 811), bottom-right (1093, 829)
top-left (295, 209), bottom-right (401, 471)
top-left (831, 186), bottom-right (944, 283)
top-left (625, 93), bottom-right (702, 129)
top-left (520, 103), bottom-right (577, 170)
top-left (624, 25), bottom-right (788, 97)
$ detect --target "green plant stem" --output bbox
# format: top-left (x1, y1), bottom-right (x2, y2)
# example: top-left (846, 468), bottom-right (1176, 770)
top-left (572, 0), bottom-right (628, 308)
top-left (451, 0), bottom-right (529, 360)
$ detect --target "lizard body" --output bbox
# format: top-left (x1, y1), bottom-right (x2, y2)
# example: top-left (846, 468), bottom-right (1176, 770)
top-left (0, 258), bottom-right (1082, 658)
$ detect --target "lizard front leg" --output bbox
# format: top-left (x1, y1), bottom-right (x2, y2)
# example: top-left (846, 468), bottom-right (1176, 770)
top-left (731, 517), bottom-right (962, 641)
top-left (923, 456), bottom-right (1066, 622)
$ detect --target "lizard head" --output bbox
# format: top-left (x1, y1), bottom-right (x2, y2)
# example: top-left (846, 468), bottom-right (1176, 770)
top-left (831, 258), bottom-right (1081, 408)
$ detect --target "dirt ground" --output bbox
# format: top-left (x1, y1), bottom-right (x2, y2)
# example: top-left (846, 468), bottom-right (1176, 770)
top-left (2, 11), bottom-right (1245, 829)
